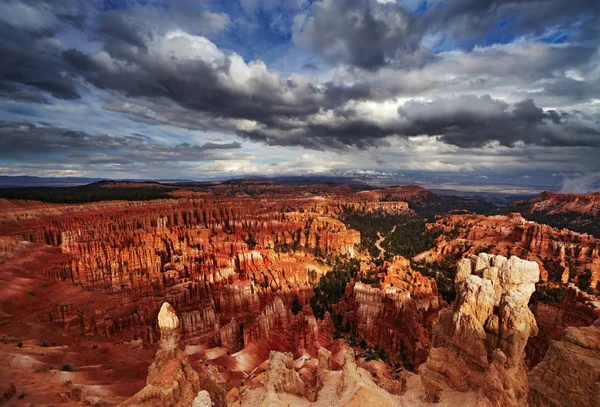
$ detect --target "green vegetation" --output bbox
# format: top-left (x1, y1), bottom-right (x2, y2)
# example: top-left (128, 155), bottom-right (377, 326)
top-left (310, 258), bottom-right (360, 319)
top-left (576, 268), bottom-right (594, 293)
top-left (290, 296), bottom-right (303, 315)
top-left (0, 182), bottom-right (173, 203)
top-left (245, 232), bottom-right (257, 249)
top-left (531, 285), bottom-right (567, 303)
top-left (412, 255), bottom-right (460, 303)
top-left (342, 209), bottom-right (439, 259)
top-left (492, 203), bottom-right (600, 239)
top-left (381, 220), bottom-right (440, 259)
top-left (364, 344), bottom-right (390, 362)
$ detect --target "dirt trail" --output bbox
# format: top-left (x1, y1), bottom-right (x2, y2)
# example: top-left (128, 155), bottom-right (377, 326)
top-left (375, 225), bottom-right (397, 257)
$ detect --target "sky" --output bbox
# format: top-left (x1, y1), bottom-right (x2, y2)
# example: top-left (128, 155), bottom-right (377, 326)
top-left (1, 0), bottom-right (600, 192)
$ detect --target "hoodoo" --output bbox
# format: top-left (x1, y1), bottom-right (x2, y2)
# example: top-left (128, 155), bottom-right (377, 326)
top-left (421, 253), bottom-right (540, 407)
top-left (120, 302), bottom-right (205, 407)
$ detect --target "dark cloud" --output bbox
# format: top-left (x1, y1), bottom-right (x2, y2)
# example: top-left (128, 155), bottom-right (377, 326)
top-left (58, 13), bottom-right (600, 153)
top-left (0, 120), bottom-right (242, 164)
top-left (63, 39), bottom-right (326, 124)
top-left (293, 0), bottom-right (422, 70)
top-left (96, 6), bottom-right (230, 56)
top-left (98, 10), bottom-right (150, 53)
top-left (0, 2), bottom-right (83, 100)
top-left (236, 95), bottom-right (600, 150)
top-left (397, 96), bottom-right (600, 148)
top-left (425, 0), bottom-right (600, 46)
top-left (1, 0), bottom-right (600, 181)
top-left (0, 0), bottom-right (231, 103)
top-left (293, 0), bottom-right (600, 70)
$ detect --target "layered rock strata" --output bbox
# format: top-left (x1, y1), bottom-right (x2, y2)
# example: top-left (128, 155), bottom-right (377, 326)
top-left (1, 196), bottom-right (361, 350)
top-left (528, 285), bottom-right (600, 366)
top-left (419, 213), bottom-right (600, 290)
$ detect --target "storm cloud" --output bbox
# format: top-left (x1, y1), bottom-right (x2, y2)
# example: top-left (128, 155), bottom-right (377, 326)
top-left (0, 120), bottom-right (242, 164)
top-left (292, 0), bottom-right (422, 70)
top-left (0, 0), bottom-right (86, 101)
top-left (0, 0), bottom-right (599, 184)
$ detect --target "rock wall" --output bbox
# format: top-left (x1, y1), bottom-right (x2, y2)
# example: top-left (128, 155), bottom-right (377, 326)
top-left (421, 253), bottom-right (540, 407)
top-left (528, 320), bottom-right (600, 407)
top-left (528, 191), bottom-right (600, 217)
top-left (263, 351), bottom-right (306, 399)
top-left (345, 257), bottom-right (441, 367)
top-left (420, 213), bottom-right (600, 290)
top-left (528, 285), bottom-right (600, 366)
top-left (4, 197), bottom-right (361, 348)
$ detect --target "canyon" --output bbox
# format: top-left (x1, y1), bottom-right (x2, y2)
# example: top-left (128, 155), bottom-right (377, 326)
top-left (0, 182), bottom-right (598, 406)
top-left (417, 212), bottom-right (600, 290)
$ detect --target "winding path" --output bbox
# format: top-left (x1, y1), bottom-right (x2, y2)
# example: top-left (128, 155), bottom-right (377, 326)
top-left (375, 225), bottom-right (397, 257)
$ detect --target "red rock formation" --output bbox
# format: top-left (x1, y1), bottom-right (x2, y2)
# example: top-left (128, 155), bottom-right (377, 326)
top-left (0, 185), bottom-right (474, 405)
top-left (0, 195), bottom-right (365, 349)
top-left (343, 256), bottom-right (441, 367)
top-left (528, 285), bottom-right (600, 366)
top-left (527, 191), bottom-right (600, 217)
top-left (419, 213), bottom-right (600, 290)
top-left (263, 351), bottom-right (306, 399)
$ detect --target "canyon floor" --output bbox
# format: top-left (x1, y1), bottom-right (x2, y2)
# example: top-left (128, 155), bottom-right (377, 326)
top-left (0, 181), bottom-right (598, 406)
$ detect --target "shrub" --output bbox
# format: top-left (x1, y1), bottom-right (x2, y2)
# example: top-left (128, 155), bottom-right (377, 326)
top-left (310, 258), bottom-right (360, 319)
top-left (290, 296), bottom-right (303, 315)
top-left (576, 269), bottom-right (592, 291)
top-left (60, 363), bottom-right (76, 372)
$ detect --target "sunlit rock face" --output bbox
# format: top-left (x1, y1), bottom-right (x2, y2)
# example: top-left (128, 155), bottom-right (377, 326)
top-left (1, 194), bottom-right (363, 348)
top-left (421, 253), bottom-right (540, 407)
top-left (418, 213), bottom-right (600, 290)
top-left (4, 184), bottom-right (597, 406)
top-left (528, 191), bottom-right (600, 217)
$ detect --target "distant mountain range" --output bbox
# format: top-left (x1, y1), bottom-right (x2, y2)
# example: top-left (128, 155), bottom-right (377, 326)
top-left (0, 176), bottom-right (194, 187)
top-left (0, 175), bottom-right (542, 205)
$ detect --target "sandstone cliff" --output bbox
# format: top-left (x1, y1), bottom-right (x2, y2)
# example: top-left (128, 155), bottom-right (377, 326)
top-left (236, 347), bottom-right (403, 407)
top-left (529, 191), bottom-right (600, 217)
top-left (344, 256), bottom-right (441, 368)
top-left (511, 191), bottom-right (600, 238)
top-left (528, 284), bottom-right (600, 366)
top-left (1, 196), bottom-right (357, 350)
top-left (418, 213), bottom-right (600, 290)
